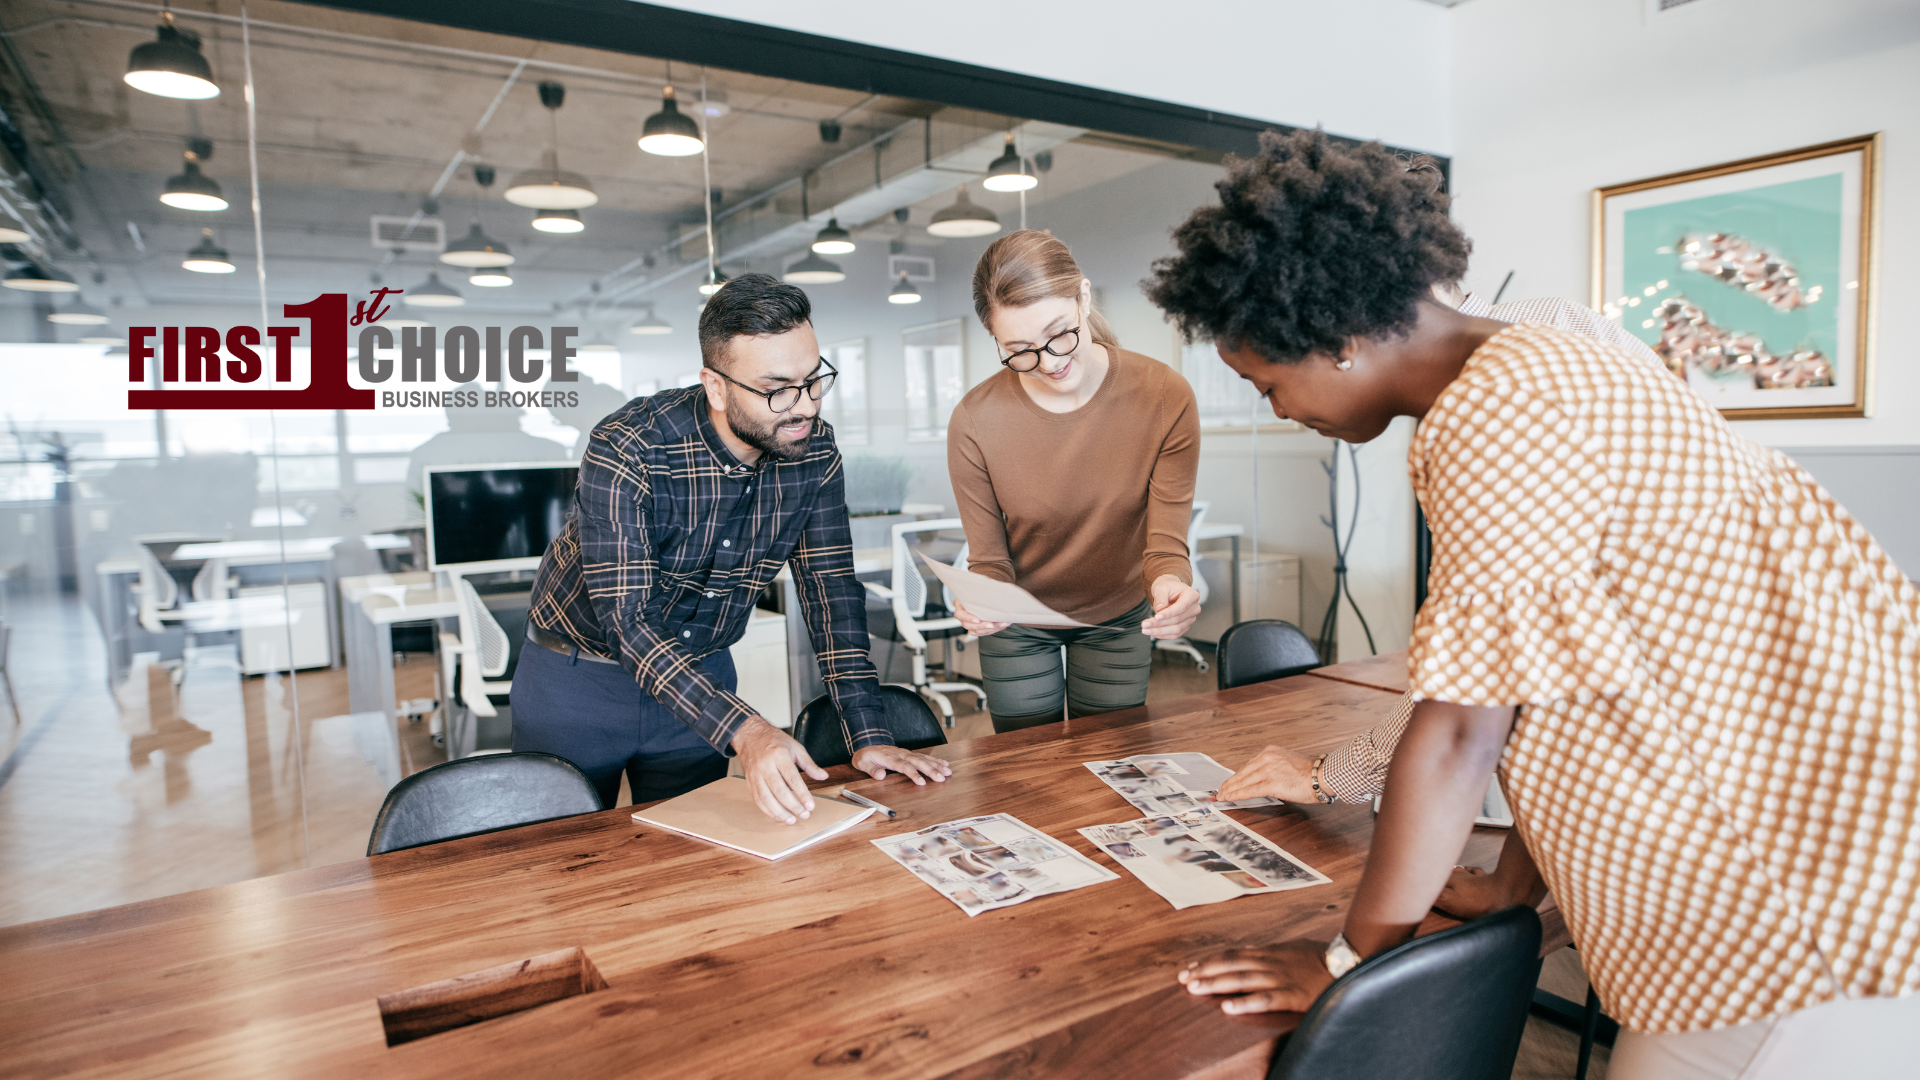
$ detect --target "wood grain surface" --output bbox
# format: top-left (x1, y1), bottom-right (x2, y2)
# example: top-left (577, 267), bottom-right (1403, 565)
top-left (1305, 649), bottom-right (1410, 695)
top-left (0, 674), bottom-right (1550, 1080)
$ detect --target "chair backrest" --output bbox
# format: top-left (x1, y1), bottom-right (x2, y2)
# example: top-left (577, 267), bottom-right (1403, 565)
top-left (790, 685), bottom-right (949, 769)
top-left (366, 752), bottom-right (602, 855)
top-left (453, 575), bottom-right (513, 678)
top-left (890, 517), bottom-right (964, 622)
top-left (1267, 905), bottom-right (1541, 1080)
top-left (1216, 619), bottom-right (1322, 690)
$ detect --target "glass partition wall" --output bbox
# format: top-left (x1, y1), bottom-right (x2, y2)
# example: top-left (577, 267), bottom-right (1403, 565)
top-left (0, 0), bottom-right (1300, 926)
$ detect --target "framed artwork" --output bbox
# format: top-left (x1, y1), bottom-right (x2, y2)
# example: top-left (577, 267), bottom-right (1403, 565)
top-left (1592, 133), bottom-right (1879, 420)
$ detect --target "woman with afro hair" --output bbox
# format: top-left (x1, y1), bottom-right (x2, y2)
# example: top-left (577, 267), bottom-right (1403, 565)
top-left (1149, 129), bottom-right (1918, 1079)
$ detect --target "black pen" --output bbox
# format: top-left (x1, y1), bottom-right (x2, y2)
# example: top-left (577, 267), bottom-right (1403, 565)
top-left (839, 790), bottom-right (897, 818)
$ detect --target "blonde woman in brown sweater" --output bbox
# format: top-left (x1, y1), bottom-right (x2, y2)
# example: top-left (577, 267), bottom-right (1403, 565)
top-left (947, 230), bottom-right (1202, 732)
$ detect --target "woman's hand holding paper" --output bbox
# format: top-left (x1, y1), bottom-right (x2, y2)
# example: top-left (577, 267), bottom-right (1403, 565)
top-left (1140, 575), bottom-right (1201, 640)
top-left (952, 601), bottom-right (1011, 637)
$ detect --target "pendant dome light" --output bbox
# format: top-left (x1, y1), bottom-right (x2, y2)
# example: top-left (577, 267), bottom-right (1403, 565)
top-left (124, 11), bottom-right (219, 100)
top-left (783, 252), bottom-right (845, 284)
top-left (629, 305), bottom-right (673, 334)
top-left (579, 329), bottom-right (620, 353)
top-left (2, 263), bottom-right (80, 292)
top-left (160, 142), bottom-right (227, 212)
top-left (531, 207), bottom-right (583, 234)
top-left (927, 186), bottom-right (1000, 238)
top-left (811, 217), bottom-right (855, 255)
top-left (982, 133), bottom-right (1037, 193)
top-left (0, 220), bottom-right (28, 244)
top-left (440, 164), bottom-right (514, 268)
top-left (182, 229), bottom-right (235, 273)
top-left (888, 272), bottom-right (923, 304)
top-left (80, 331), bottom-right (125, 345)
top-left (405, 271), bottom-right (465, 308)
top-left (47, 298), bottom-right (110, 325)
top-left (507, 82), bottom-right (599, 210)
top-left (697, 269), bottom-right (728, 297)
top-left (468, 268), bottom-right (514, 287)
top-left (638, 70), bottom-right (705, 157)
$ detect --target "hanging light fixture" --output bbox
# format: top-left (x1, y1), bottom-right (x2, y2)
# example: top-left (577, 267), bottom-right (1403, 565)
top-left (783, 252), bottom-right (845, 284)
top-left (506, 82), bottom-right (599, 210)
top-left (982, 133), bottom-right (1037, 192)
top-left (811, 217), bottom-right (855, 255)
top-left (697, 268), bottom-right (728, 297)
top-left (80, 330), bottom-right (125, 345)
top-left (47, 298), bottom-right (109, 325)
top-left (927, 186), bottom-right (1001, 238)
top-left (888, 272), bottom-right (922, 305)
top-left (467, 268), bottom-right (514, 288)
top-left (580, 329), bottom-right (620, 353)
top-left (124, 11), bottom-right (219, 100)
top-left (441, 223), bottom-right (513, 267)
top-left (0, 220), bottom-right (28, 244)
top-left (531, 207), bottom-right (583, 234)
top-left (638, 83), bottom-right (704, 157)
top-left (160, 144), bottom-right (227, 211)
top-left (441, 164), bottom-right (514, 268)
top-left (182, 229), bottom-right (235, 273)
top-left (629, 305), bottom-right (673, 334)
top-left (2, 264), bottom-right (80, 292)
top-left (383, 318), bottom-right (432, 328)
top-left (404, 271), bottom-right (465, 307)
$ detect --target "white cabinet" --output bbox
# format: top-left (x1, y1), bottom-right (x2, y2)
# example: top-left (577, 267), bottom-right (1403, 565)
top-left (729, 608), bottom-right (792, 727)
top-left (1189, 552), bottom-right (1302, 644)
top-left (238, 582), bottom-right (333, 674)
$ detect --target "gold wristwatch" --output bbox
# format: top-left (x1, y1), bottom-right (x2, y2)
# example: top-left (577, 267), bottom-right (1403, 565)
top-left (1323, 932), bottom-right (1363, 978)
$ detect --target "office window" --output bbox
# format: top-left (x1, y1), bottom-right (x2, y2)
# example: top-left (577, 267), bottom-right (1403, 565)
top-left (1182, 339), bottom-right (1300, 431)
top-left (903, 319), bottom-right (965, 441)
top-left (819, 339), bottom-right (869, 445)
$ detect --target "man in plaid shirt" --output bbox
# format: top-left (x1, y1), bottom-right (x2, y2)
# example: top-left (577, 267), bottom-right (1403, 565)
top-left (515, 274), bottom-right (951, 822)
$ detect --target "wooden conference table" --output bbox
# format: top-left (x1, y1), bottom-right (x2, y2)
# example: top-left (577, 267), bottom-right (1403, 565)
top-left (1, 656), bottom-right (1560, 1080)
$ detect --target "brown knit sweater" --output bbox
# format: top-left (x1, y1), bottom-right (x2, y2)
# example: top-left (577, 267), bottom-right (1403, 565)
top-left (946, 346), bottom-right (1200, 624)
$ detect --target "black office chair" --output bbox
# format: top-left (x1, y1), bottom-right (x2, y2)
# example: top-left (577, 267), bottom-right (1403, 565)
top-left (1266, 905), bottom-right (1542, 1080)
top-left (1215, 619), bottom-right (1322, 691)
top-left (790, 684), bottom-right (948, 769)
top-left (366, 752), bottom-right (602, 856)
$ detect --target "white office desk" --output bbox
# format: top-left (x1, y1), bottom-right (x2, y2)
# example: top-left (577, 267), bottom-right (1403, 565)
top-left (172, 537), bottom-right (345, 564)
top-left (1195, 522), bottom-right (1246, 624)
top-left (340, 573), bottom-right (460, 744)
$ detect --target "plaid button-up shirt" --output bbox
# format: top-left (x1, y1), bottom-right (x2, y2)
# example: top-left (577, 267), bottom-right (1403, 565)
top-left (528, 386), bottom-right (891, 756)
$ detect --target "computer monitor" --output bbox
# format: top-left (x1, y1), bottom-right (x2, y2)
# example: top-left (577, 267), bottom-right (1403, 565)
top-left (424, 462), bottom-right (579, 574)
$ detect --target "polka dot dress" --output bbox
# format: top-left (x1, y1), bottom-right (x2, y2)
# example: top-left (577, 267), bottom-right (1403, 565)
top-left (1408, 324), bottom-right (1920, 1035)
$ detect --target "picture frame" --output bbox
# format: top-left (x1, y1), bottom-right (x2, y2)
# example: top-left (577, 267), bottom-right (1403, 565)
top-left (1591, 133), bottom-right (1880, 420)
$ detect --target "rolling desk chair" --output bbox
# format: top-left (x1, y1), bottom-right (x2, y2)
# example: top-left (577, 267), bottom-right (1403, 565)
top-left (366, 752), bottom-right (602, 854)
top-left (1155, 501), bottom-right (1212, 672)
top-left (133, 534), bottom-right (237, 686)
top-left (862, 518), bottom-right (982, 727)
top-left (439, 576), bottom-right (530, 757)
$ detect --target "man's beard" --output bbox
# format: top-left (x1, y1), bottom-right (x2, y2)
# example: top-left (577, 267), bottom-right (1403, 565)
top-left (727, 409), bottom-right (814, 462)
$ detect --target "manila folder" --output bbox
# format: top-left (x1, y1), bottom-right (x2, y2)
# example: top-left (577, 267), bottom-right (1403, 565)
top-left (632, 776), bottom-right (874, 860)
top-left (918, 552), bottom-right (1092, 627)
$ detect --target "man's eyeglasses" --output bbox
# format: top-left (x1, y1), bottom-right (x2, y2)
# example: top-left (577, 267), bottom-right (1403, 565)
top-left (715, 357), bottom-right (837, 413)
top-left (1000, 326), bottom-right (1080, 372)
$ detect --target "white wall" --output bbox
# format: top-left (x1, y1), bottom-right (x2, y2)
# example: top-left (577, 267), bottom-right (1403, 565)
top-left (1448, 0), bottom-right (1920, 448)
top-left (634, 0), bottom-right (1454, 154)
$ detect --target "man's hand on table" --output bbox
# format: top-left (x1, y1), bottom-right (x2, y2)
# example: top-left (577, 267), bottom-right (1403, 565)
top-left (1179, 941), bottom-right (1334, 1014)
top-left (1211, 744), bottom-right (1320, 804)
top-left (730, 718), bottom-right (828, 824)
top-left (851, 744), bottom-right (953, 785)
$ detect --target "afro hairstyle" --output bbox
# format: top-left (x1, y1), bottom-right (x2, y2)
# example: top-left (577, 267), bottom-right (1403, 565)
top-left (1143, 128), bottom-right (1470, 364)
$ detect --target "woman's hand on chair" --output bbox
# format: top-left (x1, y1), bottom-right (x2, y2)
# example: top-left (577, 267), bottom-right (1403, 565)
top-left (952, 602), bottom-right (1010, 637)
top-left (1141, 575), bottom-right (1201, 640)
top-left (1178, 941), bottom-right (1333, 1015)
top-left (851, 744), bottom-right (953, 785)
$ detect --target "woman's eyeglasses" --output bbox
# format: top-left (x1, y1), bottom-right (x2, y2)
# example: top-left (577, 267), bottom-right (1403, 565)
top-left (716, 357), bottom-right (837, 413)
top-left (999, 326), bottom-right (1080, 372)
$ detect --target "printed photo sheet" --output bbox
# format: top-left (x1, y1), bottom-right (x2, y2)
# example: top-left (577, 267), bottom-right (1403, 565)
top-left (873, 813), bottom-right (1118, 917)
top-left (1084, 753), bottom-right (1281, 816)
top-left (1079, 806), bottom-right (1329, 910)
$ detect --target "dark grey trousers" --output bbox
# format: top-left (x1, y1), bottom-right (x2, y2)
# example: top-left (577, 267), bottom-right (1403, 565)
top-left (976, 598), bottom-right (1155, 733)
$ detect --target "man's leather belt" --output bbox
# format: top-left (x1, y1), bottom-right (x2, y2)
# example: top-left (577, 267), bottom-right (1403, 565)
top-left (527, 625), bottom-right (621, 665)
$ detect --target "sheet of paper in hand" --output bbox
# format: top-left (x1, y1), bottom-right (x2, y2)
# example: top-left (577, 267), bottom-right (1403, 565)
top-left (1080, 806), bottom-right (1330, 910)
top-left (917, 552), bottom-right (1091, 627)
top-left (873, 813), bottom-right (1117, 917)
top-left (1084, 752), bottom-right (1281, 815)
